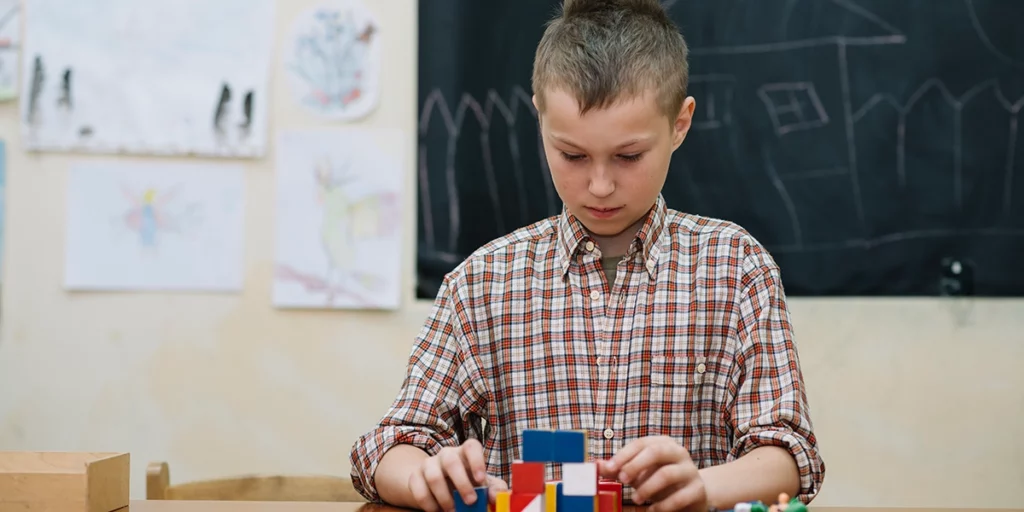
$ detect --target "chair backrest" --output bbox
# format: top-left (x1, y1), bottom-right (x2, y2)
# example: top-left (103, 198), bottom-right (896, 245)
top-left (146, 461), bottom-right (366, 502)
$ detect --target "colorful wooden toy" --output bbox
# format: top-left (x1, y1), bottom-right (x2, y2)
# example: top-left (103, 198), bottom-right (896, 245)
top-left (508, 429), bottom-right (616, 512)
top-left (454, 486), bottom-right (490, 512)
top-left (502, 429), bottom-right (800, 512)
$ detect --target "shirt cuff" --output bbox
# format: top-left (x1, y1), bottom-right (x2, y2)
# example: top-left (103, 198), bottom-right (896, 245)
top-left (729, 428), bottom-right (824, 503)
top-left (350, 426), bottom-right (447, 502)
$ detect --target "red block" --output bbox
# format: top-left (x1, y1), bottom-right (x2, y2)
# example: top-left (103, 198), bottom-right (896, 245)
top-left (510, 492), bottom-right (542, 512)
top-left (512, 461), bottom-right (546, 495)
top-left (598, 480), bottom-right (622, 512)
top-left (597, 491), bottom-right (617, 512)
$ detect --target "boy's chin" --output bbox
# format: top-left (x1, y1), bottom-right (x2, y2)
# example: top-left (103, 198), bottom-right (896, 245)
top-left (579, 219), bottom-right (640, 239)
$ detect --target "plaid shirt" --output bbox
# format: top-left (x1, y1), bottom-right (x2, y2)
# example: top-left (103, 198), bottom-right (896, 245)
top-left (350, 195), bottom-right (825, 504)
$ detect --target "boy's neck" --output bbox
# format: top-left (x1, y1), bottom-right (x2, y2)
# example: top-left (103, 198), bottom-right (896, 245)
top-left (588, 216), bottom-right (646, 259)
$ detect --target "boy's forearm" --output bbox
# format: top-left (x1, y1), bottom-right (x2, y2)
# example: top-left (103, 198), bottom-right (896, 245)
top-left (698, 446), bottom-right (801, 509)
top-left (374, 444), bottom-right (431, 507)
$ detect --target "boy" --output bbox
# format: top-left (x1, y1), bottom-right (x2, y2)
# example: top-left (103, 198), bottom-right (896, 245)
top-left (350, 0), bottom-right (825, 510)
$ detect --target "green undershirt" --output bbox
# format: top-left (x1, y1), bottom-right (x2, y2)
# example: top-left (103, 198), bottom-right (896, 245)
top-left (601, 256), bottom-right (619, 287)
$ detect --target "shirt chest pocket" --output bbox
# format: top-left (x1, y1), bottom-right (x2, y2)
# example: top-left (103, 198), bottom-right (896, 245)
top-left (650, 355), bottom-right (712, 387)
top-left (645, 354), bottom-right (731, 445)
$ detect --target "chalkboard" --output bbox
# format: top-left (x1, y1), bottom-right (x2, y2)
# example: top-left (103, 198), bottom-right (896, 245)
top-left (416, 0), bottom-right (1024, 299)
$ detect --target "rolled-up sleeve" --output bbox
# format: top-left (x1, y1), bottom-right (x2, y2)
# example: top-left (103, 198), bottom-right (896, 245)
top-left (349, 279), bottom-right (484, 502)
top-left (728, 261), bottom-right (826, 503)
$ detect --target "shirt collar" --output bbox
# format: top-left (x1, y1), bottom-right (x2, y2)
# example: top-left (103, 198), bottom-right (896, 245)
top-left (556, 195), bottom-right (668, 278)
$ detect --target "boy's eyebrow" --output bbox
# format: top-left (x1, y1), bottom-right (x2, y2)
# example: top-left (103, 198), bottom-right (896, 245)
top-left (550, 134), bottom-right (654, 149)
top-left (550, 133), bottom-right (584, 149)
top-left (615, 136), bottom-right (654, 148)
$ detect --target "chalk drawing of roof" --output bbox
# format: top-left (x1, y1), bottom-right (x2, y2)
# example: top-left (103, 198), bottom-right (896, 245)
top-left (671, 0), bottom-right (907, 53)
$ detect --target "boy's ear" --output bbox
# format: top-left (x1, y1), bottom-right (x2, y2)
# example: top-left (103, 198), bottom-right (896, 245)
top-left (532, 94), bottom-right (543, 127)
top-left (671, 97), bottom-right (697, 150)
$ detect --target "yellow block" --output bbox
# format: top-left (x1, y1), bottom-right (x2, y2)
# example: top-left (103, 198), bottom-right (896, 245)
top-left (496, 490), bottom-right (511, 512)
top-left (545, 482), bottom-right (558, 512)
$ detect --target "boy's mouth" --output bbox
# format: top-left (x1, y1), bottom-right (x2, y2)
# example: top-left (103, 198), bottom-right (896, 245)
top-left (586, 206), bottom-right (623, 219)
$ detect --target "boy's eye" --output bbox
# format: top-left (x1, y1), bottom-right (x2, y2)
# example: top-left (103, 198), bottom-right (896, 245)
top-left (560, 151), bottom-right (585, 162)
top-left (619, 153), bottom-right (643, 162)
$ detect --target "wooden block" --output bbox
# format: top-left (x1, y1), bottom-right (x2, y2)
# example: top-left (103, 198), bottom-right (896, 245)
top-left (454, 486), bottom-right (489, 512)
top-left (561, 462), bottom-right (597, 496)
top-left (552, 430), bottom-right (586, 463)
top-left (496, 490), bottom-right (511, 512)
top-left (596, 491), bottom-right (617, 512)
top-left (509, 492), bottom-right (542, 512)
top-left (521, 430), bottom-right (553, 462)
top-left (560, 494), bottom-right (596, 512)
top-left (511, 461), bottom-right (546, 495)
top-left (597, 479), bottom-right (622, 512)
top-left (545, 481), bottom-right (560, 512)
top-left (0, 451), bottom-right (129, 512)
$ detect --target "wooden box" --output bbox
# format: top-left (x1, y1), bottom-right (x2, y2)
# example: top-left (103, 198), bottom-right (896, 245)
top-left (0, 452), bottom-right (130, 512)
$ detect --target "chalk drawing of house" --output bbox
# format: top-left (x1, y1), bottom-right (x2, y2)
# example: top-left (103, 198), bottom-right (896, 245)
top-left (671, 0), bottom-right (907, 251)
top-left (673, 0), bottom-right (1024, 256)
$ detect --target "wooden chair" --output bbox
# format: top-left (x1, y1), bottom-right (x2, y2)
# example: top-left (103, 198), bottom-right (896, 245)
top-left (146, 461), bottom-right (366, 502)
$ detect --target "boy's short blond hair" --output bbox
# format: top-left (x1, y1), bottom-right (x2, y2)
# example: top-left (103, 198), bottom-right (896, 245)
top-left (532, 0), bottom-right (689, 119)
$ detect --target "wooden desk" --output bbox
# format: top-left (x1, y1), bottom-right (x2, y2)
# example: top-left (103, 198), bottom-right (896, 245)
top-left (125, 502), bottom-right (1022, 512)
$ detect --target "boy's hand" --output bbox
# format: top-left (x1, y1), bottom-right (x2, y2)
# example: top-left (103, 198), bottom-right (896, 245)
top-left (407, 439), bottom-right (508, 512)
top-left (599, 436), bottom-right (707, 512)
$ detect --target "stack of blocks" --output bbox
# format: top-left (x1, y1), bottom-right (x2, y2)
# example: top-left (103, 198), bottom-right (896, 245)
top-left (454, 429), bottom-right (622, 512)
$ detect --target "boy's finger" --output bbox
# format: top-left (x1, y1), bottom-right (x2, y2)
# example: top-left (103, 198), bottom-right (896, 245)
top-left (486, 474), bottom-right (509, 502)
top-left (632, 463), bottom-right (689, 504)
top-left (440, 450), bottom-right (478, 505)
top-left (617, 442), bottom-right (681, 484)
top-left (462, 439), bottom-right (488, 484)
top-left (409, 473), bottom-right (441, 512)
top-left (597, 459), bottom-right (618, 478)
top-left (604, 437), bottom-right (649, 472)
top-left (423, 458), bottom-right (456, 512)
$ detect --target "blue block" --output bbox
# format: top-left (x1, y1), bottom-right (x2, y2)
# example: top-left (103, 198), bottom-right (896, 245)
top-left (562, 494), bottom-right (595, 512)
top-left (454, 486), bottom-right (489, 512)
top-left (522, 429), bottom-right (553, 462)
top-left (552, 430), bottom-right (586, 463)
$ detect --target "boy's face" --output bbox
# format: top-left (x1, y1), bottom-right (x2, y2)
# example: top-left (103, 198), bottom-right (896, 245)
top-left (535, 88), bottom-right (695, 243)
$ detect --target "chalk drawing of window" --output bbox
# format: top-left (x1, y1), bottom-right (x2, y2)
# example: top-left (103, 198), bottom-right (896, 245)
top-left (689, 75), bottom-right (735, 130)
top-left (757, 82), bottom-right (829, 136)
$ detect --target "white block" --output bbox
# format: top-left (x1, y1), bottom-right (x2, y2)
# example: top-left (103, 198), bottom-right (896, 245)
top-left (522, 494), bottom-right (543, 512)
top-left (734, 503), bottom-right (753, 512)
top-left (561, 462), bottom-right (597, 496)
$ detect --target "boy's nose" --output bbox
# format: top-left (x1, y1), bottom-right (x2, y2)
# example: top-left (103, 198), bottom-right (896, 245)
top-left (589, 171), bottom-right (615, 198)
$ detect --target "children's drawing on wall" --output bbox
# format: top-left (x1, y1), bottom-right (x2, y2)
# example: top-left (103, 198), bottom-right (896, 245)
top-left (19, 0), bottom-right (275, 157)
top-left (65, 161), bottom-right (245, 292)
top-left (119, 185), bottom-right (203, 252)
top-left (0, 0), bottom-right (19, 101)
top-left (285, 0), bottom-right (381, 121)
top-left (274, 128), bottom-right (402, 309)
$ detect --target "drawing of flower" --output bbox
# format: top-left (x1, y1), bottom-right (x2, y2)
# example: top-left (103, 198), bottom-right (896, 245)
top-left (286, 1), bottom-right (379, 120)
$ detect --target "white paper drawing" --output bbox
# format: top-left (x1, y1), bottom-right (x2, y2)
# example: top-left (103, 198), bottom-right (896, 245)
top-left (285, 0), bottom-right (381, 121)
top-left (0, 0), bottom-right (19, 101)
top-left (20, 0), bottom-right (275, 157)
top-left (274, 128), bottom-right (403, 309)
top-left (65, 161), bottom-right (246, 292)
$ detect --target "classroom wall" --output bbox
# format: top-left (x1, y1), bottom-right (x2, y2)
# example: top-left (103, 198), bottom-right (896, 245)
top-left (0, 0), bottom-right (1021, 507)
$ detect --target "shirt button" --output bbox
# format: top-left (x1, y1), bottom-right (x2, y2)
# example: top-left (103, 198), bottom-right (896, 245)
top-left (596, 357), bottom-right (604, 365)
top-left (585, 241), bottom-right (595, 252)
top-left (646, 261), bottom-right (656, 272)
top-left (590, 290), bottom-right (600, 300)
top-left (603, 428), bottom-right (615, 439)
top-left (696, 363), bottom-right (707, 374)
